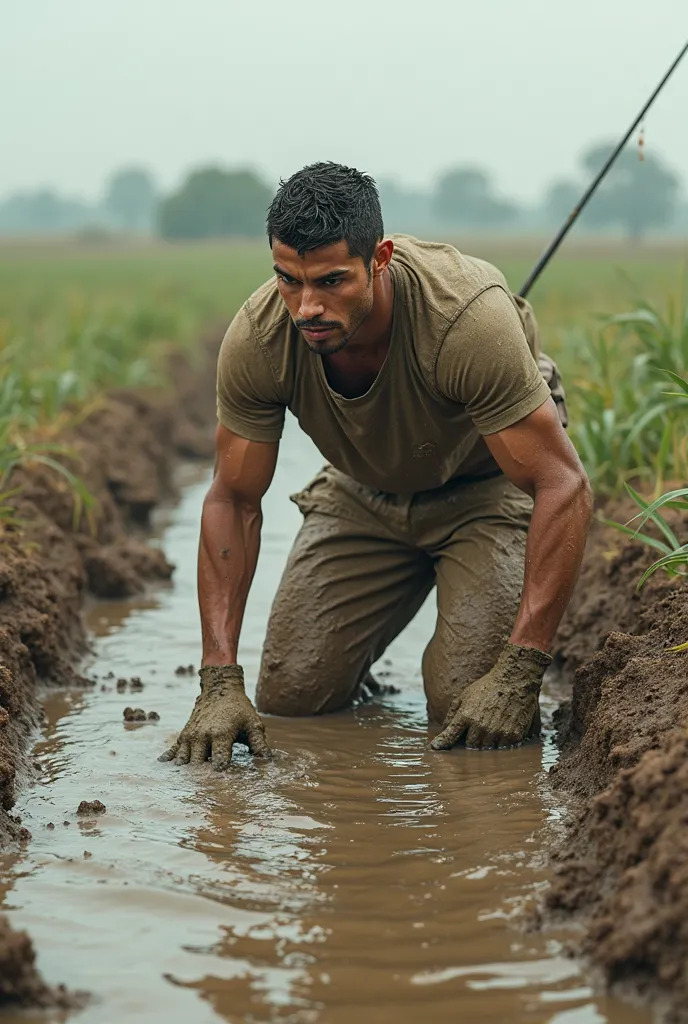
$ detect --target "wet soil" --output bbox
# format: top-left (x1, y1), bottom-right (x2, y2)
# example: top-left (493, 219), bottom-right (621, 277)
top-left (553, 508), bottom-right (681, 684)
top-left (76, 801), bottom-right (106, 816)
top-left (541, 514), bottom-right (688, 1023)
top-left (0, 428), bottom-right (647, 1024)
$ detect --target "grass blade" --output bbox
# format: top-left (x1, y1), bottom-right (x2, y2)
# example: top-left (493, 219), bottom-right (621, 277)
top-left (638, 546), bottom-right (688, 588)
top-left (628, 489), bottom-right (688, 530)
top-left (600, 516), bottom-right (671, 555)
top-left (624, 483), bottom-right (681, 550)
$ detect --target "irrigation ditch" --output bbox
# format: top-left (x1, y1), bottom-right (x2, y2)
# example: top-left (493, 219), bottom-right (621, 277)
top-left (0, 331), bottom-right (686, 1021)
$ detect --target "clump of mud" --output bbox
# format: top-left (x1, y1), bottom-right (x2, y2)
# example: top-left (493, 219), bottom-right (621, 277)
top-left (80, 538), bottom-right (174, 599)
top-left (123, 707), bottom-right (147, 722)
top-left (77, 800), bottom-right (106, 816)
top-left (116, 676), bottom-right (144, 693)
top-left (544, 516), bottom-right (688, 1023)
top-left (0, 915), bottom-right (76, 1009)
top-left (122, 707), bottom-right (158, 722)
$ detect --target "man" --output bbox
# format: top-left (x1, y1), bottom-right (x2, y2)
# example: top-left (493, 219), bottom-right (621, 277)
top-left (160, 162), bottom-right (591, 770)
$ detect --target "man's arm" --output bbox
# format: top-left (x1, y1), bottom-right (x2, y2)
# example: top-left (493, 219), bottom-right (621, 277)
top-left (432, 399), bottom-right (592, 751)
top-left (160, 424), bottom-right (278, 768)
top-left (485, 398), bottom-right (592, 653)
top-left (199, 424), bottom-right (279, 665)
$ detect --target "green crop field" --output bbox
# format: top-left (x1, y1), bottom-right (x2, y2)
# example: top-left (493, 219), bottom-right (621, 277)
top-left (2, 235), bottom-right (684, 368)
top-left (0, 235), bottom-right (686, 497)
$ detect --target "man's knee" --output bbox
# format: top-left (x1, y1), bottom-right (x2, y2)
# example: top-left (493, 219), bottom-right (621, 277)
top-left (422, 637), bottom-right (458, 724)
top-left (422, 631), bottom-right (504, 725)
top-left (255, 644), bottom-right (358, 717)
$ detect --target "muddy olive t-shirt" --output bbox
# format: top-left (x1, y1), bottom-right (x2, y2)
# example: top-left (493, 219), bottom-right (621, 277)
top-left (216, 235), bottom-right (551, 495)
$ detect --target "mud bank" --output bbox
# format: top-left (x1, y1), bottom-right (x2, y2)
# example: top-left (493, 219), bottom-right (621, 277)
top-left (554, 509), bottom-right (679, 683)
top-left (543, 518), bottom-right (688, 1023)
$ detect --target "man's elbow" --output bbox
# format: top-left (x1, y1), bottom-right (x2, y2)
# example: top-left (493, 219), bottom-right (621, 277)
top-left (533, 460), bottom-right (592, 519)
top-left (204, 483), bottom-right (261, 515)
top-left (566, 464), bottom-right (593, 523)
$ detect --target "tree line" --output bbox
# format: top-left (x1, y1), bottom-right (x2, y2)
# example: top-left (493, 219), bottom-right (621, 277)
top-left (0, 141), bottom-right (685, 240)
top-left (387, 142), bottom-right (683, 239)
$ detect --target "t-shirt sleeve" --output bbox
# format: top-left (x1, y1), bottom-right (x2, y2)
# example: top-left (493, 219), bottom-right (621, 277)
top-left (436, 285), bottom-right (551, 435)
top-left (216, 304), bottom-right (286, 442)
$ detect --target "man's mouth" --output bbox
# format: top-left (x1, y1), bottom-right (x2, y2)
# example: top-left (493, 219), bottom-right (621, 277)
top-left (300, 325), bottom-right (338, 342)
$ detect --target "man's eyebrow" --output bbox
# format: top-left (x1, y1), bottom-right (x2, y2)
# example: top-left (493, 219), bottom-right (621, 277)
top-left (314, 268), bottom-right (350, 283)
top-left (273, 265), bottom-right (350, 283)
top-left (273, 264), bottom-right (297, 279)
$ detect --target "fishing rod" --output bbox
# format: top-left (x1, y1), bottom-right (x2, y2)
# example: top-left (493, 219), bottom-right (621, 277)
top-left (519, 40), bottom-right (688, 299)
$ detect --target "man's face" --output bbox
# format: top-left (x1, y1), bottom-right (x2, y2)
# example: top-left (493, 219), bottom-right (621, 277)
top-left (272, 239), bottom-right (374, 355)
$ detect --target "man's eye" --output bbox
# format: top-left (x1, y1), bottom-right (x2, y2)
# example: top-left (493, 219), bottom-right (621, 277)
top-left (278, 275), bottom-right (297, 285)
top-left (323, 278), bottom-right (341, 287)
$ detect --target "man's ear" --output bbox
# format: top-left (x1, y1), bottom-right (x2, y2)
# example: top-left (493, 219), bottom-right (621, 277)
top-left (371, 238), bottom-right (394, 277)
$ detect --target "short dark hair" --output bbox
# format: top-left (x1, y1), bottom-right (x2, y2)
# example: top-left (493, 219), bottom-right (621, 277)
top-left (267, 162), bottom-right (383, 264)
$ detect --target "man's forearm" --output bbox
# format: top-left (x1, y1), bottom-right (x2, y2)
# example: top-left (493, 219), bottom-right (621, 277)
top-left (509, 473), bottom-right (592, 653)
top-left (198, 492), bottom-right (262, 666)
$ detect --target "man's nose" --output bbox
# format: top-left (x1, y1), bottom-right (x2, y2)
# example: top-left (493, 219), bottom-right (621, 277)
top-left (298, 288), bottom-right (325, 321)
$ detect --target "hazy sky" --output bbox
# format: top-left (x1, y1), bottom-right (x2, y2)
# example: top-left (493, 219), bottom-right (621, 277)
top-left (2, 0), bottom-right (687, 204)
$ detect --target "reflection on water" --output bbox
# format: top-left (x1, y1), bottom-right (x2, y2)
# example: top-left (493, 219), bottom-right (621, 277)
top-left (0, 420), bottom-right (649, 1024)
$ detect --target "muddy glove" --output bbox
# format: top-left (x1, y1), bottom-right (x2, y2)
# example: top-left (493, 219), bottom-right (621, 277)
top-left (159, 665), bottom-right (271, 769)
top-left (430, 644), bottom-right (552, 751)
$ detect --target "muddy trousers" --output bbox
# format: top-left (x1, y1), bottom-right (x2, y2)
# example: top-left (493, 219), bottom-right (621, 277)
top-left (255, 467), bottom-right (532, 724)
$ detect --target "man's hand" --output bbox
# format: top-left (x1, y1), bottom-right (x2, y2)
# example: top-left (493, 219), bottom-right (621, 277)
top-left (159, 665), bottom-right (271, 769)
top-left (430, 644), bottom-right (551, 751)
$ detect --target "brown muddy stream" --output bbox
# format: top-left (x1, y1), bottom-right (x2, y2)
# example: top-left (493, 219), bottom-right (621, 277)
top-left (0, 421), bottom-right (650, 1024)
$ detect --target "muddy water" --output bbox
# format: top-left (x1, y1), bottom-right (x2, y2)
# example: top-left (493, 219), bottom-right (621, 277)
top-left (0, 420), bottom-right (649, 1024)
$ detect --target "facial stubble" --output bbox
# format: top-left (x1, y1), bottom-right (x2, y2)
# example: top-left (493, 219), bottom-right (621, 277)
top-left (299, 289), bottom-right (374, 355)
